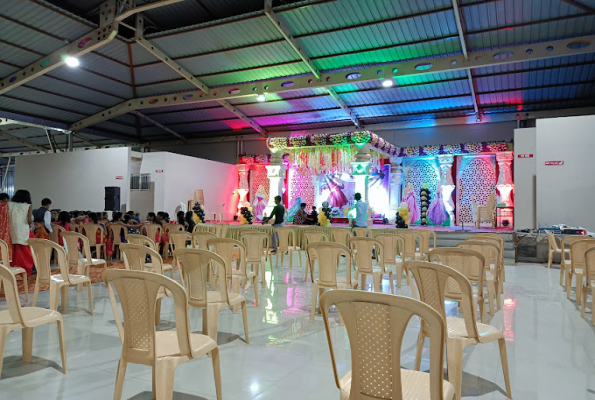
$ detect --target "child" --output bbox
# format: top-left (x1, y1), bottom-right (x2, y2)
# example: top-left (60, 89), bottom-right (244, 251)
top-left (33, 217), bottom-right (49, 239)
top-left (307, 206), bottom-right (319, 225)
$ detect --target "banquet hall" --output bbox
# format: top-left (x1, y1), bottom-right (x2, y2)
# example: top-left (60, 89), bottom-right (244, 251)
top-left (1, 0), bottom-right (595, 399)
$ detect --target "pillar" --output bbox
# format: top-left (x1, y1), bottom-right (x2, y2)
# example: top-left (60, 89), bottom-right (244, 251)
top-left (264, 152), bottom-right (287, 218)
top-left (496, 151), bottom-right (514, 206)
top-left (351, 144), bottom-right (373, 227)
top-left (389, 157), bottom-right (403, 222)
top-left (437, 155), bottom-right (455, 226)
top-left (312, 174), bottom-right (320, 208)
top-left (236, 164), bottom-right (251, 212)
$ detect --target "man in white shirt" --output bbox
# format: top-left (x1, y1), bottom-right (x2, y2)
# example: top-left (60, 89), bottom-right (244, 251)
top-left (32, 198), bottom-right (52, 233)
top-left (351, 192), bottom-right (368, 229)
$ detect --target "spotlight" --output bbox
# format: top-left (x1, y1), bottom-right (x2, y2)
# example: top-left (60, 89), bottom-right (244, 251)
top-left (381, 79), bottom-right (394, 88)
top-left (64, 56), bottom-right (80, 67)
top-left (256, 94), bottom-right (266, 102)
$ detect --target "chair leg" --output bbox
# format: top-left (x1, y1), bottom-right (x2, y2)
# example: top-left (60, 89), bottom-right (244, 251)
top-left (20, 272), bottom-right (29, 303)
top-left (360, 273), bottom-right (367, 291)
top-left (298, 250), bottom-right (302, 269)
top-left (310, 282), bottom-right (318, 322)
top-left (57, 318), bottom-right (67, 374)
top-left (0, 329), bottom-right (7, 378)
top-left (576, 274), bottom-right (584, 306)
top-left (232, 276), bottom-right (241, 314)
top-left (241, 301), bottom-right (249, 344)
top-left (32, 280), bottom-right (40, 307)
top-left (61, 285), bottom-right (69, 312)
top-left (566, 271), bottom-right (572, 299)
top-left (288, 250), bottom-right (292, 269)
top-left (414, 331), bottom-right (425, 371)
top-left (547, 250), bottom-right (553, 269)
top-left (498, 338), bottom-right (513, 399)
top-left (252, 276), bottom-right (259, 306)
top-left (581, 284), bottom-right (587, 318)
top-left (560, 262), bottom-right (565, 287)
top-left (487, 281), bottom-right (496, 315)
top-left (155, 298), bottom-right (162, 326)
top-left (372, 273), bottom-right (381, 293)
top-left (388, 271), bottom-right (394, 294)
top-left (22, 327), bottom-right (33, 363)
top-left (49, 283), bottom-right (60, 311)
top-left (207, 304), bottom-right (220, 342)
top-left (396, 263), bottom-right (403, 289)
top-left (154, 360), bottom-right (176, 400)
top-left (87, 281), bottom-right (94, 315)
top-left (211, 347), bottom-right (222, 400)
top-left (304, 258), bottom-right (309, 281)
top-left (446, 338), bottom-right (465, 400)
top-left (113, 358), bottom-right (127, 400)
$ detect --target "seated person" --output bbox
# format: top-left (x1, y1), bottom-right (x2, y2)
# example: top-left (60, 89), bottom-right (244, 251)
top-left (33, 217), bottom-right (49, 239)
top-left (306, 206), bottom-right (319, 225)
top-left (293, 203), bottom-right (313, 225)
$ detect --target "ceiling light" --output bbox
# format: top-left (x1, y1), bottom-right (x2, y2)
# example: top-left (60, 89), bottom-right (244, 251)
top-left (64, 56), bottom-right (80, 67)
top-left (381, 79), bottom-right (394, 88)
top-left (256, 94), bottom-right (266, 102)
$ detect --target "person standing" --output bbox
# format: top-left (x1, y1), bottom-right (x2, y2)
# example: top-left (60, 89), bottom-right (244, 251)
top-left (0, 193), bottom-right (9, 203)
top-left (32, 198), bottom-right (52, 234)
top-left (9, 190), bottom-right (35, 275)
top-left (266, 196), bottom-right (285, 253)
top-left (351, 193), bottom-right (368, 230)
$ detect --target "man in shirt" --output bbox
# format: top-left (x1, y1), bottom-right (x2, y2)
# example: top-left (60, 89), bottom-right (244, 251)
top-left (351, 192), bottom-right (368, 229)
top-left (267, 195), bottom-right (285, 253)
top-left (32, 198), bottom-right (52, 233)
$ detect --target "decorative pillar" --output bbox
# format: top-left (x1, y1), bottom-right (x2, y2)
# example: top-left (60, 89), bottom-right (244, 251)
top-left (311, 174), bottom-right (320, 208)
top-left (264, 152), bottom-right (287, 218)
top-left (389, 157), bottom-right (403, 222)
top-left (437, 155), bottom-right (455, 226)
top-left (496, 151), bottom-right (514, 206)
top-left (351, 144), bottom-right (373, 227)
top-left (236, 164), bottom-right (251, 211)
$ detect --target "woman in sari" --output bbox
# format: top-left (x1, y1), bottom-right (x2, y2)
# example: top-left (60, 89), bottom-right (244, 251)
top-left (8, 190), bottom-right (35, 275)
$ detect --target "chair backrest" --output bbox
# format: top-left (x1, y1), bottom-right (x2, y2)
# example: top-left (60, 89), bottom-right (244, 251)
top-left (240, 231), bottom-right (268, 262)
top-left (103, 269), bottom-right (192, 364)
top-left (407, 260), bottom-right (479, 340)
top-left (120, 243), bottom-right (164, 274)
top-left (457, 240), bottom-right (499, 271)
top-left (167, 224), bottom-right (185, 235)
top-left (396, 231), bottom-right (421, 259)
top-left (331, 229), bottom-right (352, 247)
top-left (82, 223), bottom-right (103, 246)
top-left (303, 231), bottom-right (329, 248)
top-left (142, 223), bottom-right (162, 241)
top-left (570, 239), bottom-right (595, 268)
top-left (63, 231), bottom-right (94, 262)
top-left (0, 263), bottom-right (26, 325)
top-left (274, 227), bottom-right (297, 251)
top-left (585, 247), bottom-right (595, 284)
top-left (352, 227), bottom-right (371, 238)
top-left (207, 238), bottom-right (246, 279)
top-left (428, 247), bottom-right (485, 301)
top-left (126, 234), bottom-right (157, 250)
top-left (546, 231), bottom-right (561, 252)
top-left (49, 223), bottom-right (63, 244)
top-left (174, 248), bottom-right (230, 307)
top-left (307, 242), bottom-right (351, 287)
top-left (473, 233), bottom-right (504, 257)
top-left (417, 230), bottom-right (437, 254)
top-left (28, 238), bottom-right (71, 285)
top-left (213, 223), bottom-right (229, 238)
top-left (0, 238), bottom-right (10, 266)
top-left (561, 235), bottom-right (595, 253)
top-left (320, 290), bottom-right (446, 400)
top-left (109, 224), bottom-right (127, 245)
top-left (169, 231), bottom-right (191, 250)
top-left (375, 234), bottom-right (404, 265)
top-left (192, 231), bottom-right (217, 250)
top-left (350, 237), bottom-right (384, 273)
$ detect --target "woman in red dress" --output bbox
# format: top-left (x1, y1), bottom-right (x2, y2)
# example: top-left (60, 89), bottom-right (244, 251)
top-left (8, 190), bottom-right (35, 275)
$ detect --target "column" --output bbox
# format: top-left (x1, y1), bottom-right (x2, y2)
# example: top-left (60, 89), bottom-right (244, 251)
top-left (236, 164), bottom-right (251, 212)
top-left (437, 155), bottom-right (455, 226)
top-left (311, 174), bottom-right (320, 208)
top-left (389, 157), bottom-right (403, 222)
top-left (351, 144), bottom-right (373, 227)
top-left (264, 152), bottom-right (287, 218)
top-left (496, 151), bottom-right (514, 206)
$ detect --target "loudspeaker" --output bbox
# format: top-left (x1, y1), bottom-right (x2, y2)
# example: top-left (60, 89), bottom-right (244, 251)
top-left (105, 186), bottom-right (121, 211)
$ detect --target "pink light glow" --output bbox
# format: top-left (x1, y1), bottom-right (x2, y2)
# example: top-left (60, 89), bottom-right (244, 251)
top-left (503, 298), bottom-right (515, 342)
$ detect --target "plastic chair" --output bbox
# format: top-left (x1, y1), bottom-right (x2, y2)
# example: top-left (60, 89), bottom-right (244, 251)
top-left (456, 240), bottom-right (501, 314)
top-left (174, 248), bottom-right (249, 344)
top-left (213, 223), bottom-right (229, 239)
top-left (108, 224), bottom-right (128, 260)
top-left (417, 229), bottom-right (437, 257)
top-left (396, 231), bottom-right (424, 261)
top-left (0, 239), bottom-right (28, 302)
top-left (28, 239), bottom-right (93, 314)
top-left (81, 223), bottom-right (106, 259)
top-left (352, 227), bottom-right (371, 238)
top-left (192, 231), bottom-right (217, 250)
top-left (376, 233), bottom-right (412, 290)
top-left (142, 223), bottom-right (162, 243)
top-left (331, 229), bottom-right (352, 247)
top-left (239, 231), bottom-right (270, 286)
top-left (50, 223), bottom-right (67, 259)
top-left (273, 227), bottom-right (302, 269)
top-left (407, 261), bottom-right (512, 400)
top-left (0, 263), bottom-right (67, 378)
top-left (62, 231), bottom-right (107, 292)
top-left (303, 231), bottom-right (329, 282)
top-left (473, 233), bottom-right (506, 284)
top-left (581, 247), bottom-right (595, 325)
top-left (472, 193), bottom-right (496, 228)
top-left (166, 224), bottom-right (186, 256)
top-left (103, 269), bottom-right (222, 400)
top-left (545, 231), bottom-right (567, 269)
top-left (212, 204), bottom-right (224, 223)
top-left (168, 231), bottom-right (191, 284)
top-left (319, 289), bottom-right (455, 400)
top-left (127, 234), bottom-right (157, 250)
top-left (560, 236), bottom-right (595, 287)
top-left (568, 239), bottom-right (595, 302)
top-left (428, 248), bottom-right (487, 323)
top-left (307, 242), bottom-right (357, 322)
top-left (207, 238), bottom-right (258, 307)
top-left (119, 243), bottom-right (171, 325)
top-left (350, 237), bottom-right (394, 294)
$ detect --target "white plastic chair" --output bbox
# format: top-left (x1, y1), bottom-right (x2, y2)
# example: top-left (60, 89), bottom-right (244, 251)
top-left (212, 204), bottom-right (224, 223)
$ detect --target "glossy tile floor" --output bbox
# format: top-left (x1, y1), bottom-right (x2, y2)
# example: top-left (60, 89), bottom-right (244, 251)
top-left (0, 255), bottom-right (594, 400)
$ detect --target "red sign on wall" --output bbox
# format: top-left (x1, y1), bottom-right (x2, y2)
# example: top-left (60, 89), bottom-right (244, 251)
top-left (545, 161), bottom-right (564, 166)
top-left (115, 176), bottom-right (124, 180)
top-left (517, 154), bottom-right (533, 158)
top-left (155, 170), bottom-right (164, 173)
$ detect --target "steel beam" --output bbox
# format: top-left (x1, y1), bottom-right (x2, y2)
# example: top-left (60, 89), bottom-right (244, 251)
top-left (130, 111), bottom-right (186, 141)
top-left (69, 33), bottom-right (595, 131)
top-left (216, 101), bottom-right (267, 137)
top-left (327, 87), bottom-right (361, 128)
top-left (44, 129), bottom-right (56, 153)
top-left (115, 0), bottom-right (186, 21)
top-left (0, 130), bottom-right (48, 152)
top-left (0, 143), bottom-right (144, 157)
top-left (560, 0), bottom-right (595, 14)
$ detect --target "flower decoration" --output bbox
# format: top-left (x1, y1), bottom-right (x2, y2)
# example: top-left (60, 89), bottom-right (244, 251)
top-left (376, 137), bottom-right (386, 151)
top-left (425, 145), bottom-right (439, 156)
top-left (370, 132), bottom-right (379, 146)
top-left (330, 132), bottom-right (350, 145)
top-left (255, 154), bottom-right (269, 164)
top-left (351, 131), bottom-right (371, 145)
top-left (465, 142), bottom-right (482, 154)
top-left (487, 141), bottom-right (508, 152)
top-left (311, 134), bottom-right (328, 146)
top-left (289, 135), bottom-right (307, 148)
top-left (267, 137), bottom-right (287, 151)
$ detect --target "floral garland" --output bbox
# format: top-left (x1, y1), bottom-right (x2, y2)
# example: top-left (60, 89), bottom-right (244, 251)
top-left (289, 147), bottom-right (355, 174)
top-left (351, 131), bottom-right (371, 145)
top-left (237, 154), bottom-right (272, 164)
top-left (267, 137), bottom-right (287, 151)
top-left (330, 132), bottom-right (350, 145)
top-left (311, 134), bottom-right (328, 146)
top-left (289, 135), bottom-right (307, 148)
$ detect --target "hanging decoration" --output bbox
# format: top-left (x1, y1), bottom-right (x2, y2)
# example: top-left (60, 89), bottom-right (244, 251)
top-left (289, 146), bottom-right (356, 175)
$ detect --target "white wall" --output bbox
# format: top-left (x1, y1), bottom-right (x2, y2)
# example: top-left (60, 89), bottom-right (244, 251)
top-left (15, 147), bottom-right (130, 211)
top-left (514, 128), bottom-right (537, 229)
top-left (137, 152), bottom-right (238, 220)
top-left (536, 115), bottom-right (595, 231)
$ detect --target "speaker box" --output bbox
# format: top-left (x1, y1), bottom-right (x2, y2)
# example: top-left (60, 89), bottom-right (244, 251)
top-left (105, 186), bottom-right (121, 211)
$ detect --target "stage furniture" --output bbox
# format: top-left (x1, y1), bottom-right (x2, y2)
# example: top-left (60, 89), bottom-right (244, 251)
top-left (472, 193), bottom-right (496, 229)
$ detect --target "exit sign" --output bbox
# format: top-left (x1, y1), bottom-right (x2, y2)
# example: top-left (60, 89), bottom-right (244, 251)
top-left (517, 154), bottom-right (533, 158)
top-left (545, 161), bottom-right (564, 166)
